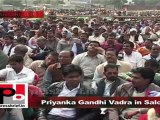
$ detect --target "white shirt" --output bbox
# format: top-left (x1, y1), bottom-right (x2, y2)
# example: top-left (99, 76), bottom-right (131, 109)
top-left (0, 66), bottom-right (35, 83)
top-left (49, 82), bottom-right (80, 118)
top-left (89, 35), bottom-right (105, 44)
top-left (123, 51), bottom-right (143, 69)
top-left (3, 44), bottom-right (12, 55)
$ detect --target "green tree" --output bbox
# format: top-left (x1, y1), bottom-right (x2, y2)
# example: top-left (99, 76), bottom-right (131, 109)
top-left (145, 0), bottom-right (159, 5)
top-left (3, 0), bottom-right (23, 7)
top-left (112, 0), bottom-right (128, 8)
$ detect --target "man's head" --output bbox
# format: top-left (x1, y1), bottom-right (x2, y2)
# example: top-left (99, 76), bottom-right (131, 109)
top-left (36, 36), bottom-right (46, 48)
top-left (87, 41), bottom-right (100, 53)
top-left (8, 54), bottom-right (24, 73)
top-left (80, 32), bottom-right (88, 43)
top-left (3, 35), bottom-right (14, 46)
top-left (62, 64), bottom-right (83, 89)
top-left (17, 37), bottom-right (27, 45)
top-left (107, 32), bottom-right (116, 45)
top-left (104, 64), bottom-right (119, 82)
top-left (14, 29), bottom-right (22, 37)
top-left (150, 44), bottom-right (160, 58)
top-left (44, 52), bottom-right (58, 67)
top-left (14, 45), bottom-right (28, 57)
top-left (47, 30), bottom-right (54, 39)
top-left (105, 49), bottom-right (118, 63)
top-left (123, 41), bottom-right (134, 55)
top-left (94, 29), bottom-right (100, 37)
top-left (131, 67), bottom-right (155, 88)
top-left (58, 51), bottom-right (74, 65)
top-left (129, 28), bottom-right (137, 36)
top-left (144, 59), bottom-right (159, 73)
top-left (145, 39), bottom-right (153, 49)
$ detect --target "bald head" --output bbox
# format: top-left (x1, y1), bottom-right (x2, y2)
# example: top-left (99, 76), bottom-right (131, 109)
top-left (58, 51), bottom-right (74, 65)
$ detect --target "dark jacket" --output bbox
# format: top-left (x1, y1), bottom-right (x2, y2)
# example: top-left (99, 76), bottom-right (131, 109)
top-left (96, 77), bottom-right (126, 96)
top-left (76, 43), bottom-right (87, 55)
top-left (37, 82), bottom-right (100, 120)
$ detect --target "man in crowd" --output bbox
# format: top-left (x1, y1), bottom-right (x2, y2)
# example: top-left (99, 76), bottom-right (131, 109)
top-left (143, 44), bottom-right (160, 63)
top-left (107, 67), bottom-right (160, 120)
top-left (123, 41), bottom-right (143, 68)
top-left (2, 34), bottom-right (14, 56)
top-left (43, 51), bottom-right (74, 92)
top-left (93, 49), bottom-right (132, 82)
top-left (29, 52), bottom-right (58, 88)
top-left (37, 64), bottom-right (100, 120)
top-left (89, 29), bottom-right (105, 44)
top-left (72, 32), bottom-right (88, 55)
top-left (72, 41), bottom-right (106, 87)
top-left (0, 54), bottom-right (35, 83)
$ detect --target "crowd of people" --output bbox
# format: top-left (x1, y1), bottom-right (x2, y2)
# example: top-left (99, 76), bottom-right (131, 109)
top-left (0, 13), bottom-right (160, 120)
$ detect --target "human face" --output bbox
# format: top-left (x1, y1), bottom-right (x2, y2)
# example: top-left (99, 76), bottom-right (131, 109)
top-left (144, 40), bottom-right (152, 48)
top-left (47, 31), bottom-right (54, 39)
top-left (58, 51), bottom-right (72, 65)
top-left (45, 54), bottom-right (57, 67)
top-left (123, 43), bottom-right (133, 55)
top-left (105, 51), bottom-right (117, 63)
top-left (4, 37), bottom-right (12, 46)
top-left (80, 34), bottom-right (88, 43)
top-left (64, 72), bottom-right (81, 89)
top-left (107, 36), bottom-right (115, 45)
top-left (151, 46), bottom-right (160, 58)
top-left (87, 43), bottom-right (99, 53)
top-left (104, 68), bottom-right (118, 81)
top-left (36, 39), bottom-right (45, 48)
top-left (9, 61), bottom-right (23, 73)
top-left (132, 73), bottom-right (150, 88)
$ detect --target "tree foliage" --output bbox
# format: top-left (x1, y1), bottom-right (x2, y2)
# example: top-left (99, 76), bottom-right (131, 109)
top-left (3, 0), bottom-right (23, 7)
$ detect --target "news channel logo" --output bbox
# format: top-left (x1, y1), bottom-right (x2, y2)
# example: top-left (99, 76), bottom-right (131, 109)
top-left (0, 83), bottom-right (28, 108)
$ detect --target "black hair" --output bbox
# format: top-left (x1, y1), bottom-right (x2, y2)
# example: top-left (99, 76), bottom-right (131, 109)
top-left (123, 41), bottom-right (134, 49)
top-left (47, 52), bottom-right (59, 62)
top-left (80, 32), bottom-right (89, 37)
top-left (131, 67), bottom-right (155, 83)
top-left (70, 51), bottom-right (74, 59)
top-left (88, 41), bottom-right (100, 47)
top-left (104, 64), bottom-right (119, 72)
top-left (8, 54), bottom-right (24, 63)
top-left (105, 48), bottom-right (119, 56)
top-left (3, 34), bottom-right (14, 40)
top-left (108, 32), bottom-right (116, 38)
top-left (144, 59), bottom-right (159, 68)
top-left (17, 37), bottom-right (27, 44)
top-left (62, 64), bottom-right (83, 77)
top-left (14, 29), bottom-right (22, 32)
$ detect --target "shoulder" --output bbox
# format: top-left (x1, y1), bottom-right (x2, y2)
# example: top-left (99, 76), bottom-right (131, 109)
top-left (117, 82), bottom-right (133, 91)
top-left (96, 62), bottom-right (106, 69)
top-left (118, 61), bottom-right (132, 67)
top-left (149, 83), bottom-right (160, 91)
top-left (133, 51), bottom-right (142, 57)
top-left (23, 67), bottom-right (35, 73)
top-left (48, 82), bottom-right (64, 90)
top-left (78, 84), bottom-right (96, 95)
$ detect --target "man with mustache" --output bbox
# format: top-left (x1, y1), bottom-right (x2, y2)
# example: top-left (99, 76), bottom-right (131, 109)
top-left (93, 64), bottom-right (126, 96)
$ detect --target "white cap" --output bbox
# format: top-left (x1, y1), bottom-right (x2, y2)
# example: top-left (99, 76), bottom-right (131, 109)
top-left (129, 28), bottom-right (137, 33)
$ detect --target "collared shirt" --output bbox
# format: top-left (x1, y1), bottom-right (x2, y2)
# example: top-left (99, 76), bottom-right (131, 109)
top-left (123, 51), bottom-right (143, 69)
top-left (89, 35), bottom-right (105, 44)
top-left (0, 66), bottom-right (35, 83)
top-left (92, 60), bottom-right (132, 82)
top-left (72, 52), bottom-right (106, 77)
top-left (143, 53), bottom-right (160, 61)
top-left (3, 44), bottom-right (12, 55)
top-left (49, 82), bottom-right (80, 118)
